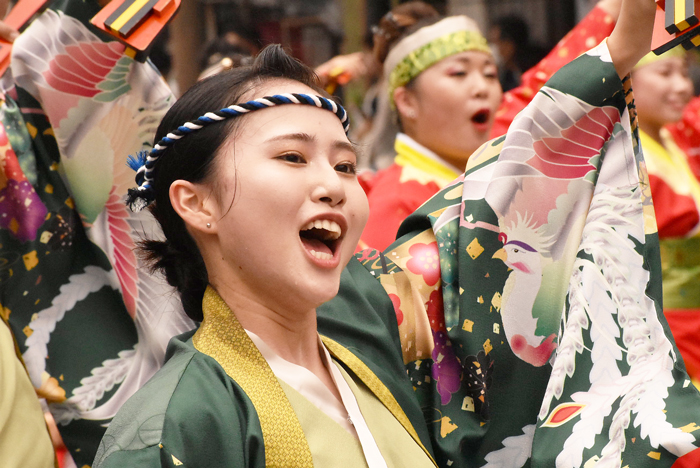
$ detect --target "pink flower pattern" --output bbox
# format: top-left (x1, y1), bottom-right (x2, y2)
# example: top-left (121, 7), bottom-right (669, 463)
top-left (406, 241), bottom-right (441, 286)
top-left (389, 293), bottom-right (403, 326)
top-left (356, 248), bottom-right (380, 263)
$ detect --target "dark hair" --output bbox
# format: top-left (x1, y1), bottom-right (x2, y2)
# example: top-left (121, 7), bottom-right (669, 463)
top-left (372, 1), bottom-right (440, 64)
top-left (371, 2), bottom-right (441, 133)
top-left (141, 44), bottom-right (328, 321)
top-left (200, 31), bottom-right (259, 71)
top-left (493, 15), bottom-right (529, 50)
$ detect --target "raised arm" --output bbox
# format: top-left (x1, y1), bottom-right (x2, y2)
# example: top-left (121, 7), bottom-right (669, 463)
top-left (597, 0), bottom-right (622, 17)
top-left (0, 0), bottom-right (20, 43)
top-left (321, 3), bottom-right (700, 462)
top-left (607, 0), bottom-right (656, 78)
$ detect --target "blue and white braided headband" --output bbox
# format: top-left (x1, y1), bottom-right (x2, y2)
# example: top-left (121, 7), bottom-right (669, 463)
top-left (126, 93), bottom-right (349, 212)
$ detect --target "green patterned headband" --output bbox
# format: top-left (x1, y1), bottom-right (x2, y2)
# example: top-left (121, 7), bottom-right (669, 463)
top-left (384, 16), bottom-right (491, 104)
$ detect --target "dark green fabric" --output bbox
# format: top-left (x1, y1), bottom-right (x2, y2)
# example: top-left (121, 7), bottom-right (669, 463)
top-left (94, 332), bottom-right (265, 468)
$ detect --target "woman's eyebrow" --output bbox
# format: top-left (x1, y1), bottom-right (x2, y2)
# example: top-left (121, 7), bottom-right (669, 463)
top-left (264, 132), bottom-right (356, 154)
top-left (333, 140), bottom-right (356, 155)
top-left (264, 132), bottom-right (315, 144)
top-left (452, 55), bottom-right (496, 66)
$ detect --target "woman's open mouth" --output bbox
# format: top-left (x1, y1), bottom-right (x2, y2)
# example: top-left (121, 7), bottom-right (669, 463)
top-left (471, 109), bottom-right (491, 130)
top-left (299, 219), bottom-right (342, 264)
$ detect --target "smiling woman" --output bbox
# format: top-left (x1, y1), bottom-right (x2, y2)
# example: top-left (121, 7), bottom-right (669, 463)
top-left (92, 44), bottom-right (436, 468)
top-left (631, 48), bottom-right (700, 442)
top-left (190, 100), bottom-right (369, 314)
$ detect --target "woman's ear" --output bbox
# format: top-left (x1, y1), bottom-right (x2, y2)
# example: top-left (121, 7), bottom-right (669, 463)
top-left (170, 180), bottom-right (218, 234)
top-left (393, 86), bottom-right (418, 121)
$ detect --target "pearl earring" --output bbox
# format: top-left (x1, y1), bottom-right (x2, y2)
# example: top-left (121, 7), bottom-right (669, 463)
top-left (407, 109), bottom-right (416, 119)
top-left (206, 223), bottom-right (211, 228)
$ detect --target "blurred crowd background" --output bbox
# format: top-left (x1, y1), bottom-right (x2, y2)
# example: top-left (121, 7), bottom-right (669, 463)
top-left (159, 0), bottom-right (700, 160)
top-left (162, 0), bottom-right (604, 97)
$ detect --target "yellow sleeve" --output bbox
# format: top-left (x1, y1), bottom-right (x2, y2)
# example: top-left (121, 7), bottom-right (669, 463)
top-left (0, 318), bottom-right (55, 468)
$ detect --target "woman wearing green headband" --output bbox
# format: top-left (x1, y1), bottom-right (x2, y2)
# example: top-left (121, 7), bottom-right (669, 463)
top-left (359, 0), bottom-right (623, 251)
top-left (358, 6), bottom-right (501, 251)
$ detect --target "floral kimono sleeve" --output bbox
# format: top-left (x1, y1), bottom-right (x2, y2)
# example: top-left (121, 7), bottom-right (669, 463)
top-left (0, 0), bottom-right (193, 465)
top-left (356, 41), bottom-right (700, 467)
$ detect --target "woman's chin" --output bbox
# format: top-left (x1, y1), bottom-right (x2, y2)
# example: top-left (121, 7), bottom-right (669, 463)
top-left (309, 282), bottom-right (342, 309)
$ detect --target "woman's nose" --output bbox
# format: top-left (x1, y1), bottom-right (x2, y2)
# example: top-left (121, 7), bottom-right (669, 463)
top-left (469, 72), bottom-right (490, 98)
top-left (675, 74), bottom-right (694, 97)
top-left (312, 164), bottom-right (346, 207)
top-left (667, 69), bottom-right (693, 94)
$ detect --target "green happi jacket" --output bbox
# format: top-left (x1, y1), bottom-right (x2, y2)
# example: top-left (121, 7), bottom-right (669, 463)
top-left (319, 41), bottom-right (700, 467)
top-left (93, 287), bottom-right (436, 468)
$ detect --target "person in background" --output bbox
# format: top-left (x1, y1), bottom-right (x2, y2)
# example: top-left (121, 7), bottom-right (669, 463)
top-left (198, 31), bottom-right (258, 80)
top-left (316, 31), bottom-right (383, 151)
top-left (316, 3), bottom-right (438, 172)
top-left (488, 15), bottom-right (547, 92)
top-left (358, 0), bottom-right (622, 251)
top-left (630, 50), bottom-right (700, 468)
top-left (633, 48), bottom-right (698, 318)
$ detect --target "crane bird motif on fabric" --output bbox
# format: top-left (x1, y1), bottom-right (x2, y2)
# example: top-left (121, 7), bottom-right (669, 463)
top-left (481, 87), bottom-right (618, 367)
top-left (491, 214), bottom-right (557, 366)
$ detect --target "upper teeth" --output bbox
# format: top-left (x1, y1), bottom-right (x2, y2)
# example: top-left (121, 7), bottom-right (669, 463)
top-left (302, 219), bottom-right (342, 240)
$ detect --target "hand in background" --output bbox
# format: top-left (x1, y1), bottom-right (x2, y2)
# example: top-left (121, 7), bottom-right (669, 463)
top-left (0, 21), bottom-right (19, 42)
top-left (315, 51), bottom-right (376, 87)
top-left (0, 0), bottom-right (19, 43)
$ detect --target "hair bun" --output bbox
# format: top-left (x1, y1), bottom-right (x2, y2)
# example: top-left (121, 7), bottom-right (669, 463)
top-left (372, 1), bottom-right (440, 64)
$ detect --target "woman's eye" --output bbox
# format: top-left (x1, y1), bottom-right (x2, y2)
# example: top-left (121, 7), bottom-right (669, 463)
top-left (278, 153), bottom-right (306, 164)
top-left (335, 162), bottom-right (357, 174)
top-left (449, 70), bottom-right (467, 77)
top-left (483, 68), bottom-right (499, 79)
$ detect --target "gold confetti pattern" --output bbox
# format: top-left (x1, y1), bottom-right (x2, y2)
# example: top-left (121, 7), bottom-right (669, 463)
top-left (466, 238), bottom-right (484, 260)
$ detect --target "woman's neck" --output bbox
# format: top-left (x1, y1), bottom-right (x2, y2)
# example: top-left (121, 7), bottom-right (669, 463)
top-left (212, 282), bottom-right (342, 401)
top-left (400, 132), bottom-right (469, 172)
top-left (638, 120), bottom-right (664, 147)
top-left (214, 283), bottom-right (319, 364)
top-left (438, 152), bottom-right (469, 172)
